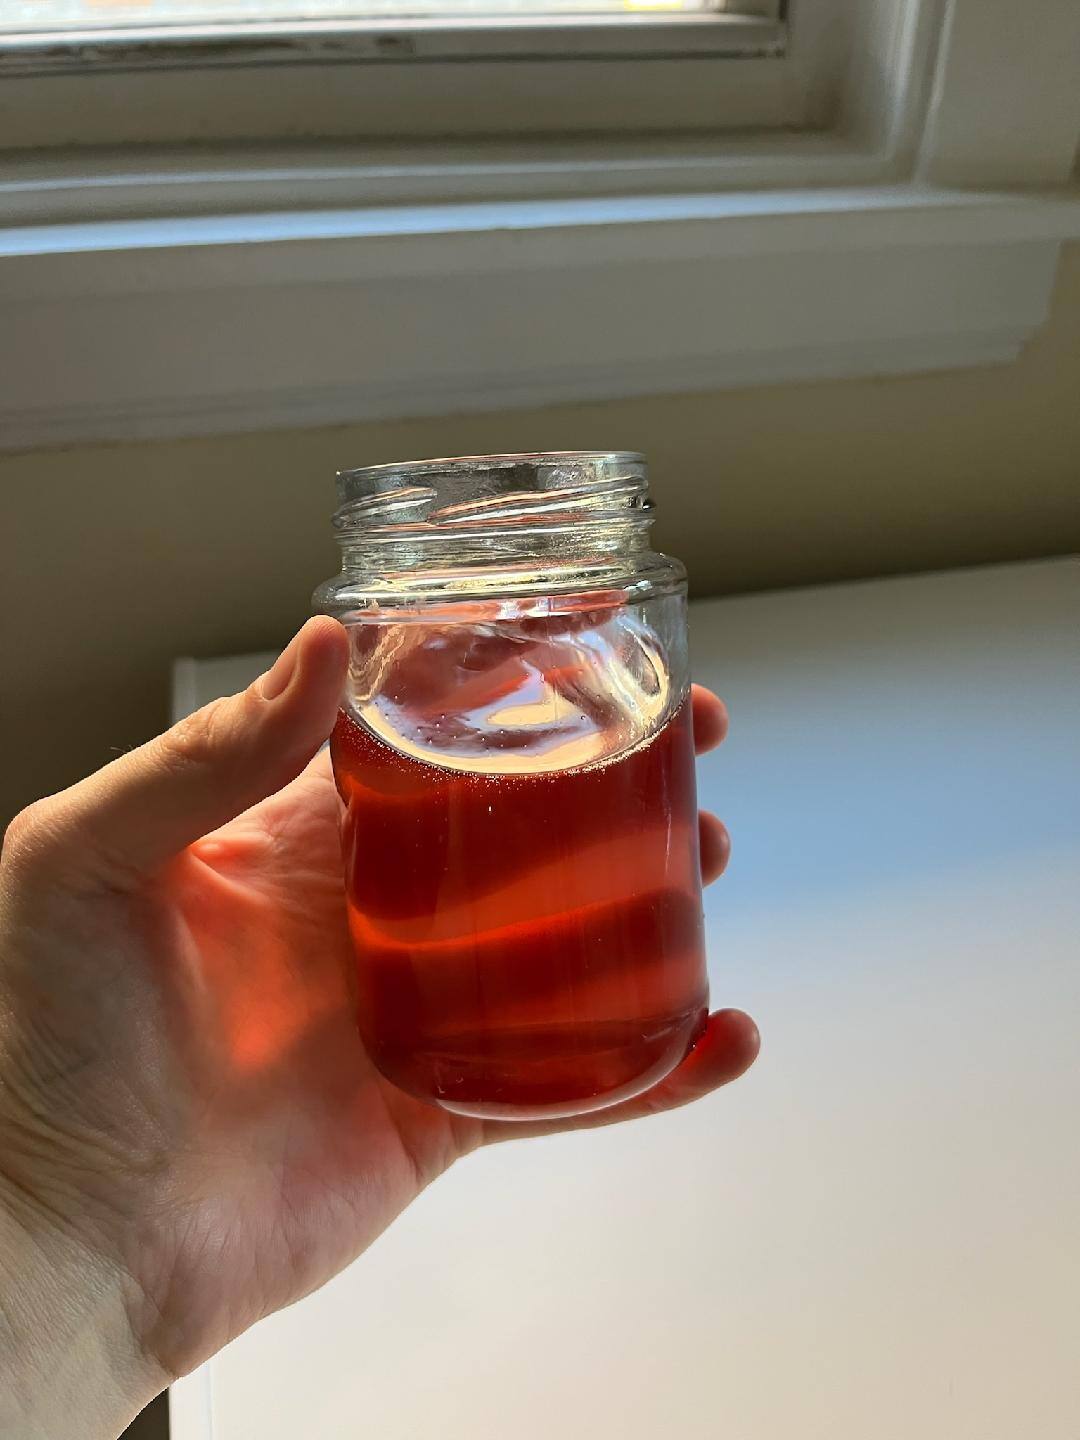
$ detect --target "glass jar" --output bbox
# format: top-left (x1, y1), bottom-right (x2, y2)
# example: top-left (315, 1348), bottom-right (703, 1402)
top-left (314, 452), bottom-right (708, 1121)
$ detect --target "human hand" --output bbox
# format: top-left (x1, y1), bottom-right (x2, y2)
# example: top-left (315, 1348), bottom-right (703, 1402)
top-left (0, 618), bottom-right (758, 1439)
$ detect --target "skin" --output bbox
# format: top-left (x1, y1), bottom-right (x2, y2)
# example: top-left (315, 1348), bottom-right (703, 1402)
top-left (0, 617), bottom-right (759, 1440)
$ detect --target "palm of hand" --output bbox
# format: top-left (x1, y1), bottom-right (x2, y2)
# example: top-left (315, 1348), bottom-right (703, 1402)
top-left (118, 752), bottom-right (478, 1376)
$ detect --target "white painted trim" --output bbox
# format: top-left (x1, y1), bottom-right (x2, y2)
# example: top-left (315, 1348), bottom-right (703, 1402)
top-left (1, 0), bottom-right (1078, 452)
top-left (171, 652), bottom-right (277, 720)
top-left (918, 0), bottom-right (1080, 185)
top-left (0, 135), bottom-right (894, 228)
top-left (0, 0), bottom-right (886, 162)
top-left (0, 0), bottom-right (819, 148)
top-left (0, 0), bottom-right (1072, 191)
top-left (841, 0), bottom-right (945, 163)
top-left (170, 658), bottom-right (202, 726)
top-left (169, 1366), bottom-right (214, 1440)
top-left (1, 186), bottom-right (1074, 453)
top-left (4, 185), bottom-right (1079, 291)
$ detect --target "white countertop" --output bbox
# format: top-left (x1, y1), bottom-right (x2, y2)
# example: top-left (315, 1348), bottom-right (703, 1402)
top-left (171, 557), bottom-right (1080, 1440)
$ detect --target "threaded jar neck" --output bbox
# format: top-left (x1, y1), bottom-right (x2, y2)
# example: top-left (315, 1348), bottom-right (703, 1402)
top-left (334, 452), bottom-right (651, 552)
top-left (316, 452), bottom-right (684, 613)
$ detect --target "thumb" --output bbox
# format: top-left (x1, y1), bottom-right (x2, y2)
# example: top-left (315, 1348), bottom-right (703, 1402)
top-left (18, 617), bottom-right (348, 884)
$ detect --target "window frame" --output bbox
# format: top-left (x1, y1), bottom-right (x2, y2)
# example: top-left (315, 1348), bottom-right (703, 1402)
top-left (1, 0), bottom-right (1078, 456)
top-left (0, 0), bottom-right (819, 148)
top-left (0, 7), bottom-right (786, 71)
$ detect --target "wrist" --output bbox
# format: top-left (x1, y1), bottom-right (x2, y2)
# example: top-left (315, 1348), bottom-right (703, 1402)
top-left (0, 1177), bottom-right (168, 1440)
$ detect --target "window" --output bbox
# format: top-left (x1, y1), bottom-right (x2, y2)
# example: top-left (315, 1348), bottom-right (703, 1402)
top-left (3, 0), bottom-right (785, 53)
top-left (3, 0), bottom-right (1078, 455)
top-left (0, 0), bottom-right (844, 149)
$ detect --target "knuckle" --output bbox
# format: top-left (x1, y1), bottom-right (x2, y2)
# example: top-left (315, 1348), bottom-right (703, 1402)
top-left (240, 679), bottom-right (273, 722)
top-left (1, 799), bottom-right (61, 872)
top-left (161, 695), bottom-right (235, 775)
top-left (158, 685), bottom-right (268, 782)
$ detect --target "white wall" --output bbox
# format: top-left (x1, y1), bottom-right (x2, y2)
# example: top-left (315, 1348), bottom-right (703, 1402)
top-left (2, 244), bottom-right (1079, 824)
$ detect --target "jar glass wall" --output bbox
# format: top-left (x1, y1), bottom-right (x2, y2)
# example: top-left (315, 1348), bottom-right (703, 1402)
top-left (315, 453), bottom-right (708, 1120)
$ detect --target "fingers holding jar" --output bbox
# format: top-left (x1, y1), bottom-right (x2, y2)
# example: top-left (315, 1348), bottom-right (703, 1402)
top-left (698, 812), bottom-right (732, 885)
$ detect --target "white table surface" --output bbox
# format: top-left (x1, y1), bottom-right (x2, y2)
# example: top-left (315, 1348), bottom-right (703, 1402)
top-left (171, 557), bottom-right (1080, 1440)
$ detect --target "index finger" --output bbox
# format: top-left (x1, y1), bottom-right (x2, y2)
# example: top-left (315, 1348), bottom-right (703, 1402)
top-left (691, 684), bottom-right (728, 754)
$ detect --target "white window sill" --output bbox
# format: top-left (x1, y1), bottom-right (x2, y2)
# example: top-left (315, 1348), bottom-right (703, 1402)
top-left (2, 181), bottom-right (1079, 451)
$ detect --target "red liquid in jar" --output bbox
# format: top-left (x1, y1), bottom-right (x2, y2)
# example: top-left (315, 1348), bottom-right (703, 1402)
top-left (332, 697), bottom-right (708, 1119)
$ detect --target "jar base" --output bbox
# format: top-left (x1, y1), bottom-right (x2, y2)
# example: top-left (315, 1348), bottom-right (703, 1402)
top-left (371, 1003), bottom-right (708, 1122)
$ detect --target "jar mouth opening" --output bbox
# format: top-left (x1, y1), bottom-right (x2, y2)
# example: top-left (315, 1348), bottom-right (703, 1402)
top-left (317, 451), bottom-right (685, 611)
top-left (333, 451), bottom-right (652, 540)
top-left (337, 451), bottom-right (645, 487)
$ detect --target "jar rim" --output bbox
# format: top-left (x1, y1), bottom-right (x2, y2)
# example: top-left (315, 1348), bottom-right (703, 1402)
top-left (337, 451), bottom-right (646, 485)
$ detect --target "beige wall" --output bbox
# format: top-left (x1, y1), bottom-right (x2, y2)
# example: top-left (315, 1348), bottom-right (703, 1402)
top-left (3, 242), bottom-right (1079, 825)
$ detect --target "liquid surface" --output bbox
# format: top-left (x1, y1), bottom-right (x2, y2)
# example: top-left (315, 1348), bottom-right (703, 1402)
top-left (332, 693), bottom-right (708, 1120)
top-left (345, 593), bottom-right (679, 775)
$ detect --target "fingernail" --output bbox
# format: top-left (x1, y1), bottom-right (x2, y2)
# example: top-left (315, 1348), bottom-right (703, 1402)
top-left (258, 626), bottom-right (306, 701)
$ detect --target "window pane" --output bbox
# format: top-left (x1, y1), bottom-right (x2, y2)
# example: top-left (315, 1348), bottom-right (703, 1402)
top-left (2, 0), bottom-right (736, 31)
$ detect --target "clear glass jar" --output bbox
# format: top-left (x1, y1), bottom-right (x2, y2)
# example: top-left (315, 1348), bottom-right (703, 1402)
top-left (314, 452), bottom-right (708, 1120)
